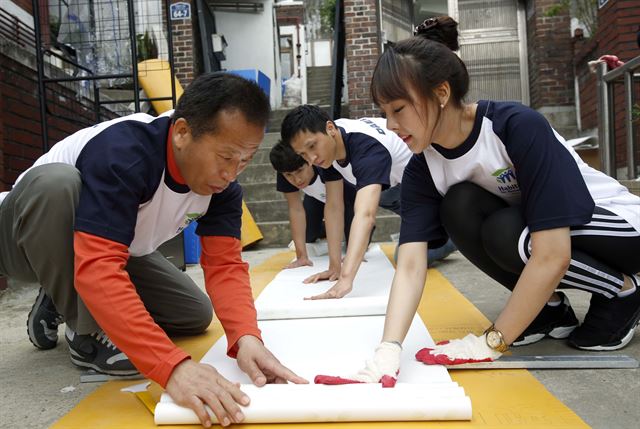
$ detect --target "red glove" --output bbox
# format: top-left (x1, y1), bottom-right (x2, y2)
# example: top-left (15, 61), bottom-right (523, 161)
top-left (416, 334), bottom-right (502, 366)
top-left (315, 342), bottom-right (401, 388)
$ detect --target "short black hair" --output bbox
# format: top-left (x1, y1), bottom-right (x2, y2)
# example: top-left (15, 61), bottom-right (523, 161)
top-left (173, 72), bottom-right (270, 138)
top-left (280, 104), bottom-right (331, 146)
top-left (269, 140), bottom-right (306, 173)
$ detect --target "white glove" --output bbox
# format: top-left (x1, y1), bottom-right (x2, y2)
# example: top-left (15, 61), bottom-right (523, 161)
top-left (415, 334), bottom-right (502, 365)
top-left (352, 341), bottom-right (402, 386)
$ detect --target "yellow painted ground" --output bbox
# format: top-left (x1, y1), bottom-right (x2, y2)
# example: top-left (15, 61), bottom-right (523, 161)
top-left (51, 244), bottom-right (588, 428)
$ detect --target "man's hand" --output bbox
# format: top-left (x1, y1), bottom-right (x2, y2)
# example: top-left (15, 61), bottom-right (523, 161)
top-left (315, 342), bottom-right (401, 387)
top-left (236, 335), bottom-right (309, 386)
top-left (303, 265), bottom-right (340, 284)
top-left (165, 359), bottom-right (249, 428)
top-left (415, 334), bottom-right (502, 365)
top-left (285, 257), bottom-right (313, 269)
top-left (304, 278), bottom-right (353, 300)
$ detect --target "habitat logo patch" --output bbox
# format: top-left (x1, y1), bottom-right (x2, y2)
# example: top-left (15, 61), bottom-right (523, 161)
top-left (176, 212), bottom-right (204, 234)
top-left (492, 166), bottom-right (519, 193)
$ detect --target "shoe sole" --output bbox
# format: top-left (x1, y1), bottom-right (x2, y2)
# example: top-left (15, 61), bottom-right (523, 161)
top-left (69, 355), bottom-right (140, 376)
top-left (27, 289), bottom-right (57, 350)
top-left (512, 325), bottom-right (577, 347)
top-left (570, 320), bottom-right (640, 352)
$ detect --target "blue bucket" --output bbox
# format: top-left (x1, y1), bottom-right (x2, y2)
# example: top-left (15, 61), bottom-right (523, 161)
top-left (183, 222), bottom-right (201, 264)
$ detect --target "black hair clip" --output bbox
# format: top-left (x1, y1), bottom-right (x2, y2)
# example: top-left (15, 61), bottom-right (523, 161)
top-left (414, 17), bottom-right (438, 35)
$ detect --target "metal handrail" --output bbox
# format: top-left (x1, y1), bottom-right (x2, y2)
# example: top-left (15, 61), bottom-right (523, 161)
top-left (597, 55), bottom-right (639, 179)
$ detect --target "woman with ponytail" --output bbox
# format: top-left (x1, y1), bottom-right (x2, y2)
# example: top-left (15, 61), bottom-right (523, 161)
top-left (321, 17), bottom-right (640, 383)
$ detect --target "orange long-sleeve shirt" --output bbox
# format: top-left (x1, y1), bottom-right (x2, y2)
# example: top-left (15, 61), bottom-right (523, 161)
top-left (74, 231), bottom-right (261, 387)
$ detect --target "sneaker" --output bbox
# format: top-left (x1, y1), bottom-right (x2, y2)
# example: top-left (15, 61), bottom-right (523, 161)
top-left (427, 239), bottom-right (457, 266)
top-left (27, 288), bottom-right (64, 350)
top-left (568, 275), bottom-right (640, 351)
top-left (512, 292), bottom-right (579, 346)
top-left (65, 327), bottom-right (139, 376)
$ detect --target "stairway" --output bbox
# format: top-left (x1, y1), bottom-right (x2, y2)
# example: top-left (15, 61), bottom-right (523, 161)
top-left (239, 120), bottom-right (401, 247)
top-left (306, 66), bottom-right (333, 106)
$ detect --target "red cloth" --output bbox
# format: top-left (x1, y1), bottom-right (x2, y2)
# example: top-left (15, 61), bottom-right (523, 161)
top-left (415, 347), bottom-right (493, 366)
top-left (599, 55), bottom-right (625, 69)
top-left (314, 374), bottom-right (397, 388)
top-left (314, 375), bottom-right (363, 385)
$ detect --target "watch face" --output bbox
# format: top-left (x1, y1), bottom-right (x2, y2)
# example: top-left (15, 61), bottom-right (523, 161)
top-left (487, 331), bottom-right (501, 348)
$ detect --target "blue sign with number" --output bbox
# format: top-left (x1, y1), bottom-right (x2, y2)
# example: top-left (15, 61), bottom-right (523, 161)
top-left (170, 2), bottom-right (191, 20)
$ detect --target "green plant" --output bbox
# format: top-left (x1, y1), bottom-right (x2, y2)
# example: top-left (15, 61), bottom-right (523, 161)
top-left (49, 15), bottom-right (61, 42)
top-left (632, 103), bottom-right (640, 124)
top-left (136, 30), bottom-right (158, 62)
top-left (320, 0), bottom-right (337, 34)
top-left (545, 0), bottom-right (598, 38)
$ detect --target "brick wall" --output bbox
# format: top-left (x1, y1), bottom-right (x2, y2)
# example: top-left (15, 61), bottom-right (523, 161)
top-left (171, 0), bottom-right (196, 86)
top-left (13, 0), bottom-right (31, 14)
top-left (526, 0), bottom-right (575, 109)
top-left (595, 0), bottom-right (640, 171)
top-left (276, 4), bottom-right (304, 26)
top-left (1, 49), bottom-right (118, 191)
top-left (573, 0), bottom-right (640, 172)
top-left (344, 0), bottom-right (380, 118)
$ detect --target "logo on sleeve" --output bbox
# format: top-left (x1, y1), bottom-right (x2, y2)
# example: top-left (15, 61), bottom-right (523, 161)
top-left (176, 212), bottom-right (204, 234)
top-left (492, 166), bottom-right (520, 194)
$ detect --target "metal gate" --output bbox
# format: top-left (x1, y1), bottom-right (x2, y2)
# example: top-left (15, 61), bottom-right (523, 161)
top-left (456, 0), bottom-right (529, 104)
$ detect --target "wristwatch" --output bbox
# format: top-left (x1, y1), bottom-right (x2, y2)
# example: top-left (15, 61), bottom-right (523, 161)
top-left (483, 324), bottom-right (509, 352)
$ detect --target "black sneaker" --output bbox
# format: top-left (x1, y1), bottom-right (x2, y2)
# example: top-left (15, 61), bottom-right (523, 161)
top-left (568, 275), bottom-right (640, 351)
top-left (65, 327), bottom-right (139, 376)
top-left (27, 288), bottom-right (64, 350)
top-left (512, 292), bottom-right (579, 346)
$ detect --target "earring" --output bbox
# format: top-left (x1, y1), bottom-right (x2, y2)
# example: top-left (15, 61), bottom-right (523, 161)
top-left (440, 103), bottom-right (445, 109)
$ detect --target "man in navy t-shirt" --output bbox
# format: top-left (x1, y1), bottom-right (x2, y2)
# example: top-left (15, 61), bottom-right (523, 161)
top-left (269, 141), bottom-right (356, 271)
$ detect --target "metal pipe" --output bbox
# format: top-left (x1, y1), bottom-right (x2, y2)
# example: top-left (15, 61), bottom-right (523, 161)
top-left (32, 0), bottom-right (49, 152)
top-left (602, 55), bottom-right (640, 83)
top-left (98, 96), bottom-right (177, 105)
top-left (43, 73), bottom-right (134, 83)
top-left (597, 62), bottom-right (613, 176)
top-left (624, 71), bottom-right (636, 179)
top-left (165, 0), bottom-right (177, 109)
top-left (127, 0), bottom-right (140, 112)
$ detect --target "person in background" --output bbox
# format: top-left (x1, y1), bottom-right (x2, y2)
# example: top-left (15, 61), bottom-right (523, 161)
top-left (329, 16), bottom-right (640, 386)
top-left (0, 72), bottom-right (307, 427)
top-left (269, 141), bottom-right (356, 270)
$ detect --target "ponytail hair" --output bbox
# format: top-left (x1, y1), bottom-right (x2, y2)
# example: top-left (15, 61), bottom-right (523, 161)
top-left (371, 16), bottom-right (469, 108)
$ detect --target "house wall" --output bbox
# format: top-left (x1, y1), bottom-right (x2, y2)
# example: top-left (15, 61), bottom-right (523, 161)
top-left (216, 1), bottom-right (280, 107)
top-left (572, 0), bottom-right (640, 173)
top-left (526, 0), bottom-right (577, 137)
top-left (344, 0), bottom-right (381, 118)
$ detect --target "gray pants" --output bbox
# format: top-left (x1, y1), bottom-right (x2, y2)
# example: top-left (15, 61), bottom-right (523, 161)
top-left (0, 164), bottom-right (212, 335)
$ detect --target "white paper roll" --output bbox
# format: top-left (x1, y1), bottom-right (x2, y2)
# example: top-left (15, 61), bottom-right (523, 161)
top-left (154, 384), bottom-right (472, 425)
top-left (255, 245), bottom-right (395, 320)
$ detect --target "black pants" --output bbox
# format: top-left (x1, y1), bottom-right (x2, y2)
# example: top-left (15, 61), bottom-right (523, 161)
top-left (304, 184), bottom-right (356, 244)
top-left (441, 182), bottom-right (640, 297)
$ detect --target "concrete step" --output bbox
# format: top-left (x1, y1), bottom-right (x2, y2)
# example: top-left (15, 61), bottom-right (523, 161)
top-left (238, 163), bottom-right (277, 184)
top-left (248, 199), bottom-right (398, 223)
top-left (620, 180), bottom-right (639, 196)
top-left (255, 213), bottom-right (401, 247)
top-left (241, 182), bottom-right (282, 202)
top-left (261, 132), bottom-right (280, 148)
top-left (252, 147), bottom-right (272, 164)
